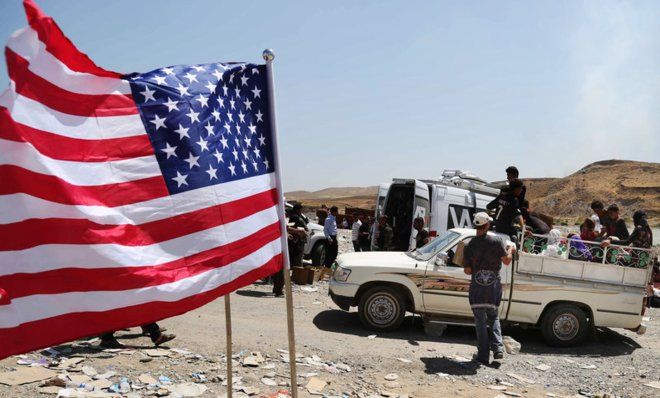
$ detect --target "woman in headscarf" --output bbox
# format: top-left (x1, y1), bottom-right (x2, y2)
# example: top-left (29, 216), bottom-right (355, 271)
top-left (541, 229), bottom-right (567, 259)
top-left (567, 233), bottom-right (594, 262)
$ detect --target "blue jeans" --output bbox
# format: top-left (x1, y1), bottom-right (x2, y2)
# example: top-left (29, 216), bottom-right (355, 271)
top-left (472, 306), bottom-right (504, 362)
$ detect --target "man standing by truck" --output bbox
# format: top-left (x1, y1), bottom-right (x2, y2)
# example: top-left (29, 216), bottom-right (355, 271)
top-left (375, 215), bottom-right (394, 252)
top-left (351, 214), bottom-right (363, 252)
top-left (374, 215), bottom-right (394, 251)
top-left (321, 206), bottom-right (339, 280)
top-left (487, 178), bottom-right (525, 238)
top-left (463, 212), bottom-right (515, 365)
top-left (413, 217), bottom-right (430, 249)
top-left (358, 218), bottom-right (372, 251)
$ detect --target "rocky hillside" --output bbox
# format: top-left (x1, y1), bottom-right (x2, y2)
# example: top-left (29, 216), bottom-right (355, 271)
top-left (286, 160), bottom-right (660, 224)
top-left (526, 160), bottom-right (660, 224)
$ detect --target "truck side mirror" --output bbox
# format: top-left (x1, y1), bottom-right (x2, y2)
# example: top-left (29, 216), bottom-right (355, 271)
top-left (435, 252), bottom-right (449, 266)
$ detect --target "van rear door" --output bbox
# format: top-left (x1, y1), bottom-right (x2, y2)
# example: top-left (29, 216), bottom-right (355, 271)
top-left (375, 183), bottom-right (390, 221)
top-left (376, 180), bottom-right (430, 251)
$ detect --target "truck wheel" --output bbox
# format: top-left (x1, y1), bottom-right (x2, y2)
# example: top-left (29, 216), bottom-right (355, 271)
top-left (541, 304), bottom-right (589, 347)
top-left (358, 286), bottom-right (406, 332)
top-left (311, 242), bottom-right (326, 267)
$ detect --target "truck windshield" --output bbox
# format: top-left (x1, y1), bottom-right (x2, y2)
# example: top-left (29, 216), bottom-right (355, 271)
top-left (411, 231), bottom-right (460, 261)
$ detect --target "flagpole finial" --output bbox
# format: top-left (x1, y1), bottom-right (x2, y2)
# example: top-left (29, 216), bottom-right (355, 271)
top-left (262, 49), bottom-right (275, 62)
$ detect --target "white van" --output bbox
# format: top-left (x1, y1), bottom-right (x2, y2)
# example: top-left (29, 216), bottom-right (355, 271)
top-left (374, 170), bottom-right (500, 251)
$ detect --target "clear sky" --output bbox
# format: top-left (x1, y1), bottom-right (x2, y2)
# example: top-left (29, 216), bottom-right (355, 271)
top-left (1, 0), bottom-right (658, 191)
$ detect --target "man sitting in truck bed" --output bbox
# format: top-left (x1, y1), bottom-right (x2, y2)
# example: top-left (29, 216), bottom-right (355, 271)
top-left (605, 204), bottom-right (630, 240)
top-left (520, 200), bottom-right (550, 235)
top-left (602, 210), bottom-right (652, 250)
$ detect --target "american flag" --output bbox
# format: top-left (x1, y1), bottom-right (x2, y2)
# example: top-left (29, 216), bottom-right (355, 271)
top-left (0, 0), bottom-right (283, 359)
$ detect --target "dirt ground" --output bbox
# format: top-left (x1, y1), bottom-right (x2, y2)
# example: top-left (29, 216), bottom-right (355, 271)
top-left (1, 273), bottom-right (659, 398)
top-left (2, 232), bottom-right (659, 398)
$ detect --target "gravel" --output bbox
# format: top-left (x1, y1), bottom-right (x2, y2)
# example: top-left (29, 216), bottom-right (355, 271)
top-left (1, 230), bottom-right (658, 398)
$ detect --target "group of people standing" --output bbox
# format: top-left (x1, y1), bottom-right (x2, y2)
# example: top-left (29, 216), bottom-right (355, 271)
top-left (320, 207), bottom-right (380, 278)
top-left (350, 214), bottom-right (374, 252)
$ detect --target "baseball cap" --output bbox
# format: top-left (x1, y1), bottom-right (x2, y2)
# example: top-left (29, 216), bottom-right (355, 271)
top-left (473, 212), bottom-right (493, 227)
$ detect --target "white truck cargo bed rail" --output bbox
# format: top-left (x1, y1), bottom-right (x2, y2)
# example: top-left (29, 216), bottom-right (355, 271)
top-left (517, 233), bottom-right (655, 288)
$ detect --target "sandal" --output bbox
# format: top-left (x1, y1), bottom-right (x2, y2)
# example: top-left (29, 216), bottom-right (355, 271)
top-left (153, 333), bottom-right (176, 347)
top-left (100, 338), bottom-right (125, 349)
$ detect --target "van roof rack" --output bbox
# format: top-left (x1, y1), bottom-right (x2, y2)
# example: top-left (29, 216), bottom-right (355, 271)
top-left (440, 169), bottom-right (487, 184)
top-left (392, 171), bottom-right (500, 197)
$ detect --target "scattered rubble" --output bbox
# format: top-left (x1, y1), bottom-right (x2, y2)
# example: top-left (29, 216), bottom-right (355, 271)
top-left (0, 249), bottom-right (658, 398)
top-left (645, 381), bottom-right (660, 390)
top-left (305, 377), bottom-right (326, 394)
top-left (506, 373), bottom-right (536, 384)
top-left (0, 367), bottom-right (56, 386)
top-left (502, 336), bottom-right (521, 355)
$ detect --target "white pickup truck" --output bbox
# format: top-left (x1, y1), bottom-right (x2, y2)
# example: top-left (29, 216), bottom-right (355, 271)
top-left (329, 228), bottom-right (654, 346)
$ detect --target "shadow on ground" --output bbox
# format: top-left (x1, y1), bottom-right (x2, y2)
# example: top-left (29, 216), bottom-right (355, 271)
top-left (313, 310), bottom-right (641, 357)
top-left (503, 325), bottom-right (641, 357)
top-left (312, 310), bottom-right (472, 345)
top-left (420, 356), bottom-right (479, 376)
top-left (235, 289), bottom-right (276, 298)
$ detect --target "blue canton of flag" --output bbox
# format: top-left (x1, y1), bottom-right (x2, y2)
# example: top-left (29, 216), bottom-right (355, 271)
top-left (128, 63), bottom-right (274, 194)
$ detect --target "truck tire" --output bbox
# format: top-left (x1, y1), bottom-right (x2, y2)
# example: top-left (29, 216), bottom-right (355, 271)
top-left (541, 304), bottom-right (589, 347)
top-left (311, 242), bottom-right (326, 267)
top-left (358, 286), bottom-right (406, 332)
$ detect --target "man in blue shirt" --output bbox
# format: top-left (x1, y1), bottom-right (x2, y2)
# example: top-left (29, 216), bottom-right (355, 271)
top-left (463, 212), bottom-right (515, 365)
top-left (322, 206), bottom-right (339, 279)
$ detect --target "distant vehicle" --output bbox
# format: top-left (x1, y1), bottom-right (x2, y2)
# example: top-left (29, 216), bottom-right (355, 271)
top-left (330, 228), bottom-right (653, 346)
top-left (285, 202), bottom-right (326, 266)
top-left (373, 170), bottom-right (500, 251)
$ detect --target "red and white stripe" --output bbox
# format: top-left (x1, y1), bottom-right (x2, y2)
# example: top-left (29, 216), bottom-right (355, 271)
top-left (0, 0), bottom-right (282, 359)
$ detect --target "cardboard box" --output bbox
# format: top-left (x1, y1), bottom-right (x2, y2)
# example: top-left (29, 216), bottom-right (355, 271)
top-left (306, 267), bottom-right (317, 284)
top-left (453, 240), bottom-right (466, 267)
top-left (291, 267), bottom-right (309, 285)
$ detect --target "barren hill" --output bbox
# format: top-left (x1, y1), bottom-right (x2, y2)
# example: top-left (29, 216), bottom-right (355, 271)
top-left (286, 186), bottom-right (379, 201)
top-left (285, 160), bottom-right (660, 224)
top-left (526, 160), bottom-right (660, 223)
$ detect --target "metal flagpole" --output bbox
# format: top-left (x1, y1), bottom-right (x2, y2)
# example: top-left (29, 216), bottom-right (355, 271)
top-left (224, 295), bottom-right (233, 398)
top-left (262, 48), bottom-right (299, 398)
